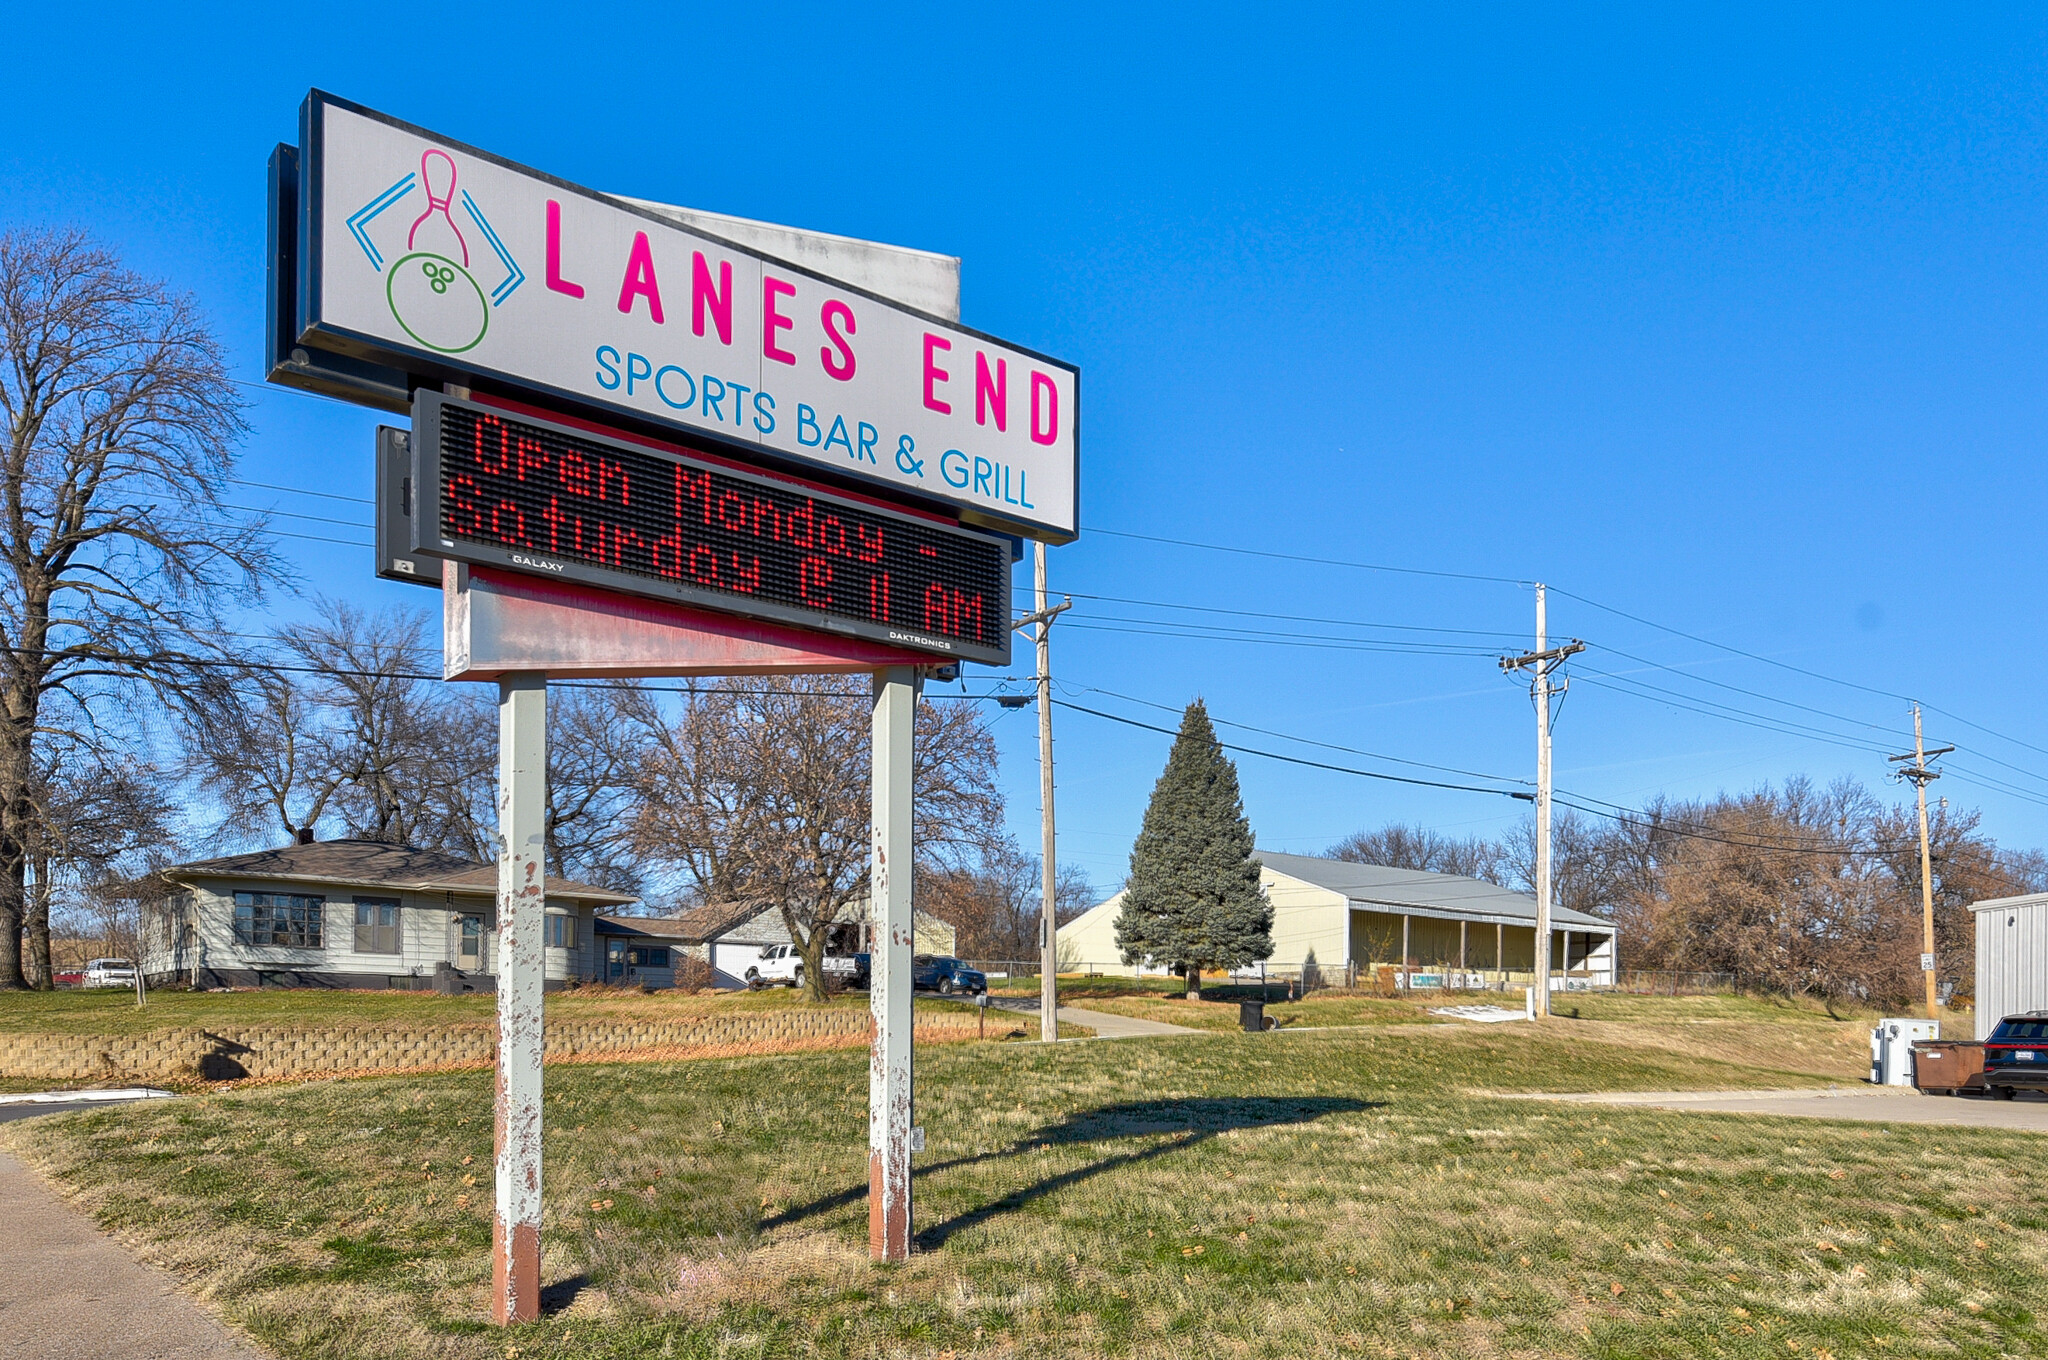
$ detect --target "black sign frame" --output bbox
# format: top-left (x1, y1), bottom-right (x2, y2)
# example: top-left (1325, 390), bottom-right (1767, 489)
top-left (409, 392), bottom-right (1013, 666)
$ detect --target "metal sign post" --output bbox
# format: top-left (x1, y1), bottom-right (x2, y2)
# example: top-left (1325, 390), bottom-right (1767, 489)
top-left (491, 671), bottom-right (547, 1324)
top-left (868, 666), bottom-right (918, 1261)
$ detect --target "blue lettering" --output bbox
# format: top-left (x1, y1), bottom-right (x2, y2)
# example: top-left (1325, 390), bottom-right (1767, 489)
top-left (595, 345), bottom-right (622, 390)
top-left (702, 375), bottom-right (727, 421)
top-left (625, 351), bottom-right (652, 397)
top-left (797, 403), bottom-right (822, 447)
top-left (823, 414), bottom-right (854, 457)
top-left (857, 421), bottom-right (879, 463)
top-left (1018, 469), bottom-right (1033, 509)
top-left (654, 364), bottom-right (695, 410)
top-left (941, 449), bottom-right (969, 488)
top-left (973, 455), bottom-right (993, 497)
top-left (727, 382), bottom-right (752, 426)
top-left (753, 391), bottom-right (776, 434)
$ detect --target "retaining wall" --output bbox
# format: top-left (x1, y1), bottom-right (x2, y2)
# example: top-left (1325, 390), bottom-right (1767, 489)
top-left (0, 1007), bottom-right (997, 1083)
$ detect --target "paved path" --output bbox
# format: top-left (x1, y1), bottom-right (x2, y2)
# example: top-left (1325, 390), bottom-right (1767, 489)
top-left (1508, 1086), bottom-right (2048, 1132)
top-left (986, 996), bottom-right (1202, 1038)
top-left (0, 1148), bottom-right (270, 1358)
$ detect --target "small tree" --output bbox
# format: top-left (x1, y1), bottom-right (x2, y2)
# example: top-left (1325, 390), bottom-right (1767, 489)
top-left (1115, 699), bottom-right (1271, 998)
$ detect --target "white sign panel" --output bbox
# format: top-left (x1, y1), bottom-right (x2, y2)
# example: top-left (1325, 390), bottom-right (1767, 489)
top-left (299, 93), bottom-right (1077, 541)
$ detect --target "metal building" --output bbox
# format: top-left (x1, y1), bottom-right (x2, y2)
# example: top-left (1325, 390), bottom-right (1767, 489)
top-left (1970, 891), bottom-right (2048, 1038)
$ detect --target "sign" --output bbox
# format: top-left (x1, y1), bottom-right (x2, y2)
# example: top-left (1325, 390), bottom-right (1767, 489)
top-left (296, 92), bottom-right (1078, 542)
top-left (410, 392), bottom-right (1012, 666)
top-left (1921, 952), bottom-right (1936, 972)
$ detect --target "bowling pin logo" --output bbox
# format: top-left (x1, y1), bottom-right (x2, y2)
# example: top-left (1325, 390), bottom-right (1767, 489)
top-left (407, 150), bottom-right (470, 266)
top-left (348, 145), bottom-right (525, 355)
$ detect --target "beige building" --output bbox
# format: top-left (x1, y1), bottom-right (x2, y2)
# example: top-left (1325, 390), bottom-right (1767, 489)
top-left (1059, 851), bottom-right (1617, 988)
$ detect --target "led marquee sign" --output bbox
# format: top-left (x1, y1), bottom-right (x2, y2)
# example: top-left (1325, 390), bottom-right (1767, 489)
top-left (292, 91), bottom-right (1078, 542)
top-left (411, 393), bottom-right (1012, 666)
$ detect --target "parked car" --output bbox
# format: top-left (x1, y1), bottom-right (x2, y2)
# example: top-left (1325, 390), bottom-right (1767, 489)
top-left (82, 957), bottom-right (136, 989)
top-left (743, 942), bottom-right (805, 990)
top-left (822, 950), bottom-right (871, 990)
top-left (1981, 1012), bottom-right (2048, 1099)
top-left (912, 955), bottom-right (986, 996)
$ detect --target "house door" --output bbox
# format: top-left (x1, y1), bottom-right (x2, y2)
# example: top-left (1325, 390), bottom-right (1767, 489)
top-left (606, 938), bottom-right (628, 982)
top-left (458, 915), bottom-right (484, 970)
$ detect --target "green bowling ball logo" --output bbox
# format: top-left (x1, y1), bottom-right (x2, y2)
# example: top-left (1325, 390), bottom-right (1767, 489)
top-left (387, 251), bottom-right (489, 354)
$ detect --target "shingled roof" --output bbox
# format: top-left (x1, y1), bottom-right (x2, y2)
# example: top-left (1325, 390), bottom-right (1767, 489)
top-left (163, 839), bottom-right (638, 906)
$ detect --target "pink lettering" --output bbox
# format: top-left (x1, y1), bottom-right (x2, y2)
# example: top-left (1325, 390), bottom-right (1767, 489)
top-left (820, 300), bottom-right (857, 381)
top-left (1030, 371), bottom-right (1059, 446)
top-left (692, 252), bottom-right (732, 344)
top-left (975, 352), bottom-right (1007, 430)
top-left (545, 200), bottom-right (583, 299)
top-left (923, 334), bottom-right (952, 414)
top-left (762, 276), bottom-right (797, 365)
top-left (617, 232), bottom-right (665, 322)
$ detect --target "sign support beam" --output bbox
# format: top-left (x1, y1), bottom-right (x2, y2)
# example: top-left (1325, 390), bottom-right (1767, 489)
top-left (869, 666), bottom-right (918, 1261)
top-left (491, 671), bottom-right (547, 1324)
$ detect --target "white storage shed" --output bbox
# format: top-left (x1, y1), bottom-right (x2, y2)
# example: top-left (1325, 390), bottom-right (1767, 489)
top-left (1970, 891), bottom-right (2048, 1039)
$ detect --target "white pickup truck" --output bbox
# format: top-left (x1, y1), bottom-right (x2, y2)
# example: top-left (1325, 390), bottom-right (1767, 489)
top-left (743, 943), bottom-right (805, 990)
top-left (744, 942), bottom-right (870, 990)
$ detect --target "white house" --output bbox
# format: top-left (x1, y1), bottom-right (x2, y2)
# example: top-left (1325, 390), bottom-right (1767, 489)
top-left (140, 837), bottom-right (637, 991)
top-left (1970, 890), bottom-right (2048, 1038)
top-left (1059, 850), bottom-right (1618, 988)
top-left (585, 898), bottom-right (960, 990)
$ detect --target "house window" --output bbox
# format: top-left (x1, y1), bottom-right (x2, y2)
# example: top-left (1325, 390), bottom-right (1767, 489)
top-left (354, 899), bottom-right (400, 955)
top-left (233, 892), bottom-right (324, 948)
top-left (628, 945), bottom-right (669, 968)
top-left (545, 914), bottom-right (573, 949)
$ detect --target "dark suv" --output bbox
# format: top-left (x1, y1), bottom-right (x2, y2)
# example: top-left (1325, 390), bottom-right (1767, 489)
top-left (1982, 1013), bottom-right (2048, 1099)
top-left (913, 955), bottom-right (987, 996)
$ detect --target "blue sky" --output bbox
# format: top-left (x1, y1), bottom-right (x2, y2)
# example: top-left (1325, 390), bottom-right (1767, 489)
top-left (7, 6), bottom-right (2048, 891)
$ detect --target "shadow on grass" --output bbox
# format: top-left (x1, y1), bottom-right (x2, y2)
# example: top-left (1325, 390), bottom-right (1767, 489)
top-left (761, 1095), bottom-right (1375, 1249)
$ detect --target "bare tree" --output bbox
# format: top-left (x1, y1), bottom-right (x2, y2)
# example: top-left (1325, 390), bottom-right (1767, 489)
top-left (919, 833), bottom-right (1094, 960)
top-left (1330, 822), bottom-right (1509, 883)
top-left (178, 601), bottom-right (495, 857)
top-left (629, 678), bottom-right (1003, 1001)
top-left (546, 683), bottom-right (648, 892)
top-left (0, 229), bottom-right (279, 988)
top-left (20, 745), bottom-right (176, 986)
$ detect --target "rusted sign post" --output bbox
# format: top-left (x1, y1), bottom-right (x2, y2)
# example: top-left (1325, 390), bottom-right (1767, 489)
top-left (868, 666), bottom-right (918, 1261)
top-left (491, 672), bottom-right (548, 1324)
top-left (271, 90), bottom-right (1074, 1324)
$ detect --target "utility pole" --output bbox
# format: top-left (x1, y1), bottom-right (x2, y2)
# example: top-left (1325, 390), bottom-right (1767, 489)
top-left (1500, 584), bottom-right (1583, 1019)
top-left (1889, 704), bottom-right (1953, 1022)
top-left (1014, 542), bottom-right (1071, 1042)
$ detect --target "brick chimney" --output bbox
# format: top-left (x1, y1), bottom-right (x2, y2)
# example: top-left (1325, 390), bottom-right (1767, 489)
top-left (296, 827), bottom-right (315, 846)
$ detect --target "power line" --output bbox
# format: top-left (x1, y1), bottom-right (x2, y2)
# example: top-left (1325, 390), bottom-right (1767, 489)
top-left (1073, 683), bottom-right (1534, 786)
top-left (1052, 697), bottom-right (1536, 801)
top-left (1084, 526), bottom-right (1529, 586)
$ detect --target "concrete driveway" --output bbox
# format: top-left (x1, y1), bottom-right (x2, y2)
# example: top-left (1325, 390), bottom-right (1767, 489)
top-left (1512, 1085), bottom-right (2048, 1131)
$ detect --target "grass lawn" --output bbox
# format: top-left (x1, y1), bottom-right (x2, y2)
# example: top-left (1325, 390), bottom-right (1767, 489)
top-left (9, 1008), bottom-right (2039, 1359)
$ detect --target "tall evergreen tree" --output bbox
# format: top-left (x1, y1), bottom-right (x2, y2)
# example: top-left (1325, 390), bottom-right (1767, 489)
top-left (1114, 699), bottom-right (1273, 998)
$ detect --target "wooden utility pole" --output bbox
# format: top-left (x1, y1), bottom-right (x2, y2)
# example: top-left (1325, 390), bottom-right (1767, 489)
top-left (1500, 584), bottom-right (1583, 1018)
top-left (1015, 546), bottom-right (1071, 1042)
top-left (1889, 704), bottom-right (1952, 1022)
